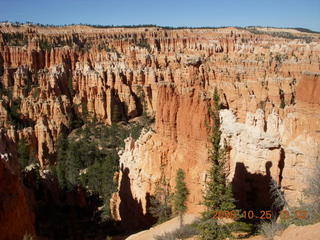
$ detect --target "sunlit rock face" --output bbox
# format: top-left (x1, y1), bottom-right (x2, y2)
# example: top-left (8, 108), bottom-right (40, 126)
top-left (0, 24), bottom-right (319, 228)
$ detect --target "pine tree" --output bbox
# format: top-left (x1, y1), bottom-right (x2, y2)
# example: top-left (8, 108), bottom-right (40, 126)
top-left (17, 139), bottom-right (35, 169)
top-left (56, 161), bottom-right (67, 189)
top-left (199, 87), bottom-right (236, 239)
top-left (173, 168), bottom-right (189, 227)
top-left (17, 139), bottom-right (30, 169)
top-left (68, 75), bottom-right (74, 97)
top-left (149, 175), bottom-right (172, 224)
top-left (65, 140), bottom-right (83, 186)
top-left (56, 134), bottom-right (69, 188)
top-left (56, 134), bottom-right (68, 162)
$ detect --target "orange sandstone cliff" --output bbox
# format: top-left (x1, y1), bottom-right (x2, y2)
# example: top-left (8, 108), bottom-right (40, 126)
top-left (0, 23), bottom-right (319, 233)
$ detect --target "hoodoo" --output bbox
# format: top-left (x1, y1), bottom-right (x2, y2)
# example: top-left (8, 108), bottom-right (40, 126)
top-left (0, 22), bottom-right (319, 239)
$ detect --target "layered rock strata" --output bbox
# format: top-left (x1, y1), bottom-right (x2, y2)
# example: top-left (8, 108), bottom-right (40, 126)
top-left (0, 24), bottom-right (319, 225)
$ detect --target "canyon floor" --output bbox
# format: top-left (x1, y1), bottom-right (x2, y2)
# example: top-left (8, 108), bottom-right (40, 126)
top-left (123, 217), bottom-right (320, 240)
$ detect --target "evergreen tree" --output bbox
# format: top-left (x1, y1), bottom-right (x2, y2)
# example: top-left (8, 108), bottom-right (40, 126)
top-left (56, 161), bottom-right (68, 189)
top-left (198, 218), bottom-right (230, 240)
top-left (65, 140), bottom-right (83, 186)
top-left (68, 75), bottom-right (74, 97)
top-left (199, 87), bottom-right (236, 239)
top-left (17, 139), bottom-right (35, 169)
top-left (56, 134), bottom-right (68, 162)
top-left (149, 175), bottom-right (172, 224)
top-left (54, 123), bottom-right (121, 218)
top-left (56, 134), bottom-right (69, 189)
top-left (17, 139), bottom-right (29, 169)
top-left (173, 168), bottom-right (189, 227)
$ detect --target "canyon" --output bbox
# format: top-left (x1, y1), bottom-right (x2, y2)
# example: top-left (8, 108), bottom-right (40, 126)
top-left (0, 23), bottom-right (319, 239)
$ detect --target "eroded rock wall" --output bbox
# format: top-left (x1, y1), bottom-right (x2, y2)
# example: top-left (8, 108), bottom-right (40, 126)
top-left (0, 130), bottom-right (35, 239)
top-left (0, 24), bottom-right (319, 223)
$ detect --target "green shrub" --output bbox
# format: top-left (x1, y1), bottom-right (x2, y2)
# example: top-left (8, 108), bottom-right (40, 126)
top-left (32, 87), bottom-right (40, 99)
top-left (8, 98), bottom-right (22, 126)
top-left (149, 176), bottom-right (172, 224)
top-left (2, 32), bottom-right (28, 46)
top-left (136, 39), bottom-right (151, 51)
top-left (274, 54), bottom-right (288, 65)
top-left (97, 43), bottom-right (112, 52)
top-left (128, 122), bottom-right (145, 140)
top-left (155, 222), bottom-right (199, 240)
top-left (68, 75), bottom-right (74, 97)
top-left (1, 86), bottom-right (13, 99)
top-left (259, 220), bottom-right (285, 240)
top-left (4, 97), bottom-right (35, 129)
top-left (149, 196), bottom-right (171, 224)
top-left (223, 55), bottom-right (230, 62)
top-left (228, 221), bottom-right (255, 234)
top-left (247, 28), bottom-right (313, 43)
top-left (198, 218), bottom-right (230, 240)
top-left (79, 42), bottom-right (92, 53)
top-left (39, 39), bottom-right (53, 51)
top-left (17, 139), bottom-right (36, 170)
top-left (279, 89), bottom-right (286, 109)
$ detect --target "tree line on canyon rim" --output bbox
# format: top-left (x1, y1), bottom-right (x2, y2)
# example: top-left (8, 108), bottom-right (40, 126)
top-left (2, 21), bottom-right (319, 33)
top-left (0, 30), bottom-right (151, 54)
top-left (1, 22), bottom-right (317, 52)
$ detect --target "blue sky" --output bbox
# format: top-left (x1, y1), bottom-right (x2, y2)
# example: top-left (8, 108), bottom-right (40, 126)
top-left (0, 0), bottom-right (319, 31)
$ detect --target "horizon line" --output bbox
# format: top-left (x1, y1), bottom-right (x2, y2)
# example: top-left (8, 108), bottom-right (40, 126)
top-left (0, 20), bottom-right (319, 34)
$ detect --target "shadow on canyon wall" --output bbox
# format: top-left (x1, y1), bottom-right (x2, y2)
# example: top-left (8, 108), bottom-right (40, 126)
top-left (118, 166), bottom-right (156, 233)
top-left (20, 159), bottom-right (287, 238)
top-left (232, 161), bottom-right (275, 214)
top-left (21, 165), bottom-right (158, 239)
top-left (23, 169), bottom-right (121, 240)
top-left (278, 148), bottom-right (285, 186)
